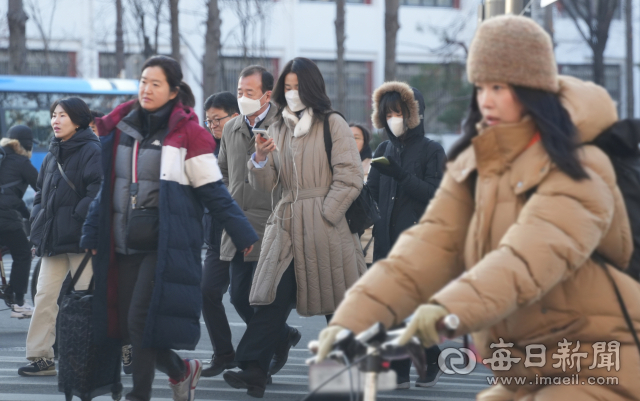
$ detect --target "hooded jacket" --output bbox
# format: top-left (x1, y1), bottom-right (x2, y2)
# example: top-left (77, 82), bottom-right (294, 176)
top-left (247, 107), bottom-right (367, 316)
top-left (0, 139), bottom-right (38, 232)
top-left (81, 100), bottom-right (258, 349)
top-left (368, 82), bottom-right (446, 261)
top-left (331, 76), bottom-right (640, 400)
top-left (30, 128), bottom-right (102, 257)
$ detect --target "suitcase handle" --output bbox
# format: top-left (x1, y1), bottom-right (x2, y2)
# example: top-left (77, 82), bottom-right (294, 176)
top-left (66, 252), bottom-right (94, 295)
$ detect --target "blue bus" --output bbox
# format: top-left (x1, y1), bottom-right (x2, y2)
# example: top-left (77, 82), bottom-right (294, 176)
top-left (0, 75), bottom-right (138, 171)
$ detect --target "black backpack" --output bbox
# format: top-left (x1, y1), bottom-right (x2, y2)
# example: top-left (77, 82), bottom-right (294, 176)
top-left (590, 119), bottom-right (640, 360)
top-left (592, 119), bottom-right (640, 281)
top-left (322, 112), bottom-right (380, 234)
top-left (0, 146), bottom-right (22, 194)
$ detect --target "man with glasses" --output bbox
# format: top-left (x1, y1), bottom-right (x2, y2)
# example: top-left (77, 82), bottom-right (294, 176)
top-left (203, 92), bottom-right (239, 155)
top-left (202, 68), bottom-right (296, 380)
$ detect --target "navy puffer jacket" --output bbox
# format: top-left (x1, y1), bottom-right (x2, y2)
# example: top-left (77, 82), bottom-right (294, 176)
top-left (30, 128), bottom-right (102, 256)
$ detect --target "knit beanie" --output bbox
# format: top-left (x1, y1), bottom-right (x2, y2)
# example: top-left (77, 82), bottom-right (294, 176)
top-left (467, 15), bottom-right (559, 93)
top-left (7, 125), bottom-right (33, 152)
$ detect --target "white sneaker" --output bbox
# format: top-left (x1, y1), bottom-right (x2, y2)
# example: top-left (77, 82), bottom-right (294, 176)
top-left (169, 359), bottom-right (202, 401)
top-left (11, 303), bottom-right (33, 319)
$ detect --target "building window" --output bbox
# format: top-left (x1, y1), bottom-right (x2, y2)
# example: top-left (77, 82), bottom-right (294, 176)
top-left (99, 53), bottom-right (148, 79)
top-left (396, 62), bottom-right (471, 134)
top-left (556, 2), bottom-right (621, 20)
top-left (401, 0), bottom-right (457, 7)
top-left (302, 0), bottom-right (370, 4)
top-left (0, 50), bottom-right (77, 77)
top-left (313, 60), bottom-right (373, 125)
top-left (558, 64), bottom-right (621, 109)
top-left (215, 57), bottom-right (280, 94)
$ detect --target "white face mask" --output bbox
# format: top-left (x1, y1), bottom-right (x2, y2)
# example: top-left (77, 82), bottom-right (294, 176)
top-left (285, 90), bottom-right (305, 112)
top-left (386, 117), bottom-right (406, 137)
top-left (237, 92), bottom-right (267, 116)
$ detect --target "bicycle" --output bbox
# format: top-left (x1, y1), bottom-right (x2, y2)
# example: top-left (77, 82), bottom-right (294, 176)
top-left (304, 315), bottom-right (460, 401)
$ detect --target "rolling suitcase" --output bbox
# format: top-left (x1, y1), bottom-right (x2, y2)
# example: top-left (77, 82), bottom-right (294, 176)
top-left (57, 252), bottom-right (123, 401)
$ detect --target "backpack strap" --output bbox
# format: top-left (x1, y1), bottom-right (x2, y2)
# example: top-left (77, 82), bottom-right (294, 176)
top-left (323, 111), bottom-right (346, 175)
top-left (66, 252), bottom-right (94, 295)
top-left (593, 253), bottom-right (640, 360)
top-left (57, 162), bottom-right (81, 198)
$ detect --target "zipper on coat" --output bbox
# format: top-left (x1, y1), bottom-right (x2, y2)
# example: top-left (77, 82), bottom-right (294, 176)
top-left (130, 140), bottom-right (140, 209)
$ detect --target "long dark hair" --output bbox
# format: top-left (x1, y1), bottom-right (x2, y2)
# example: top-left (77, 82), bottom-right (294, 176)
top-left (50, 97), bottom-right (92, 130)
top-left (448, 86), bottom-right (588, 180)
top-left (272, 57), bottom-right (332, 117)
top-left (139, 55), bottom-right (195, 108)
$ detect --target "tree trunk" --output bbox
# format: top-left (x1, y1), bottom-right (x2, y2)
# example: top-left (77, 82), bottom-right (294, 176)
top-left (170, 0), bottom-right (180, 62)
top-left (203, 0), bottom-right (222, 98)
top-left (384, 0), bottom-right (400, 82)
top-left (625, 0), bottom-right (634, 117)
top-left (335, 0), bottom-right (346, 114)
top-left (116, 0), bottom-right (125, 77)
top-left (8, 0), bottom-right (28, 75)
top-left (592, 43), bottom-right (606, 86)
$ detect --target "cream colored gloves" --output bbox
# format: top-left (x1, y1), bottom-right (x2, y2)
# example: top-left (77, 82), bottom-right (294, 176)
top-left (397, 304), bottom-right (449, 347)
top-left (316, 325), bottom-right (346, 361)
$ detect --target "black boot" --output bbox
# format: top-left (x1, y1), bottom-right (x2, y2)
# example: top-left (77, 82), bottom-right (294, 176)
top-left (268, 327), bottom-right (301, 375)
top-left (223, 361), bottom-right (268, 398)
top-left (201, 351), bottom-right (237, 377)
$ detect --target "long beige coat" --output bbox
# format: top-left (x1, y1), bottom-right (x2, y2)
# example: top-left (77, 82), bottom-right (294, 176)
top-left (218, 104), bottom-right (280, 261)
top-left (331, 76), bottom-right (640, 400)
top-left (247, 107), bottom-right (367, 316)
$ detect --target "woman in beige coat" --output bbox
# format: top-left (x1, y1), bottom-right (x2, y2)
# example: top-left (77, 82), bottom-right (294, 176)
top-left (223, 57), bottom-right (366, 398)
top-left (317, 16), bottom-right (640, 401)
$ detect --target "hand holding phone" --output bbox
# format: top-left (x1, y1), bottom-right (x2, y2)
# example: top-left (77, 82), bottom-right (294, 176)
top-left (254, 128), bottom-right (270, 143)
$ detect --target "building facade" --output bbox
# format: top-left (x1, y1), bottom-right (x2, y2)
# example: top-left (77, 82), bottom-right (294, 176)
top-left (0, 0), bottom-right (637, 145)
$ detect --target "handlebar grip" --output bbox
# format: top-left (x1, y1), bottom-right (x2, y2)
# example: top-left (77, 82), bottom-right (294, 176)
top-left (436, 314), bottom-right (460, 338)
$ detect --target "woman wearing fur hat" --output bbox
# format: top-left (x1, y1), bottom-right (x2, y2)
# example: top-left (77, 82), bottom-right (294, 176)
top-left (0, 125), bottom-right (38, 317)
top-left (367, 82), bottom-right (446, 389)
top-left (316, 15), bottom-right (640, 400)
top-left (223, 57), bottom-right (366, 397)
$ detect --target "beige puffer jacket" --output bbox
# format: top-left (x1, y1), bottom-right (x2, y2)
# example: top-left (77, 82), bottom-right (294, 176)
top-left (248, 107), bottom-right (367, 316)
top-left (331, 76), bottom-right (640, 400)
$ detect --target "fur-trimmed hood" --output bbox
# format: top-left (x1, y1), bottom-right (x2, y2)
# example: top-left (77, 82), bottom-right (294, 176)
top-left (0, 138), bottom-right (32, 158)
top-left (371, 81), bottom-right (422, 130)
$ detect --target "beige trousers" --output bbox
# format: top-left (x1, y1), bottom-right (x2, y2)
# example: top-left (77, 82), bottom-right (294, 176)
top-left (25, 253), bottom-right (93, 360)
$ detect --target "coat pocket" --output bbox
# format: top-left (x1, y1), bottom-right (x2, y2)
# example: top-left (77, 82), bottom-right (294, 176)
top-left (30, 209), bottom-right (46, 246)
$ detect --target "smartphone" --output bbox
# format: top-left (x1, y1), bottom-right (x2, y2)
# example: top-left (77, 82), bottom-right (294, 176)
top-left (253, 128), bottom-right (270, 142)
top-left (371, 156), bottom-right (390, 166)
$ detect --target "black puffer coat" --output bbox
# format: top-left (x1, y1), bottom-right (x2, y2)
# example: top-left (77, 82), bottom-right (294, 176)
top-left (0, 139), bottom-right (38, 232)
top-left (30, 128), bottom-right (102, 257)
top-left (367, 82), bottom-right (446, 262)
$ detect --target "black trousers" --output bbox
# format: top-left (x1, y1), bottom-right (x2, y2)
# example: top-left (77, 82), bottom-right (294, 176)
top-left (116, 252), bottom-right (186, 401)
top-left (235, 261), bottom-right (298, 373)
top-left (0, 227), bottom-right (31, 301)
top-left (391, 345), bottom-right (442, 379)
top-left (201, 249), bottom-right (256, 355)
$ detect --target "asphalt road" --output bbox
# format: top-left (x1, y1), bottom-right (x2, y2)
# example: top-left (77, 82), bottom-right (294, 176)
top-left (0, 253), bottom-right (491, 401)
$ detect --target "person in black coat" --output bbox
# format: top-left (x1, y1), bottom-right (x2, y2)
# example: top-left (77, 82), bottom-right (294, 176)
top-left (367, 81), bottom-right (446, 389)
top-left (19, 97), bottom-right (102, 377)
top-left (0, 125), bottom-right (38, 314)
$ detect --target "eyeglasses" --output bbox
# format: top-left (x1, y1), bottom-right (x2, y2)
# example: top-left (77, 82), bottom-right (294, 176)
top-left (205, 115), bottom-right (232, 128)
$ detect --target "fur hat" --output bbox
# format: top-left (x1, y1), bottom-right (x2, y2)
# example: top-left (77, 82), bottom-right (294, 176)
top-left (467, 15), bottom-right (559, 93)
top-left (371, 81), bottom-right (420, 129)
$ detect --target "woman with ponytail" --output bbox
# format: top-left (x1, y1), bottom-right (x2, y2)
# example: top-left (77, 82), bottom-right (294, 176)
top-left (80, 55), bottom-right (258, 401)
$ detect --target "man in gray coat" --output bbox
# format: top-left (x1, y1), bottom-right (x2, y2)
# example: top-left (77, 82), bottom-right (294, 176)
top-left (201, 66), bottom-right (300, 378)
